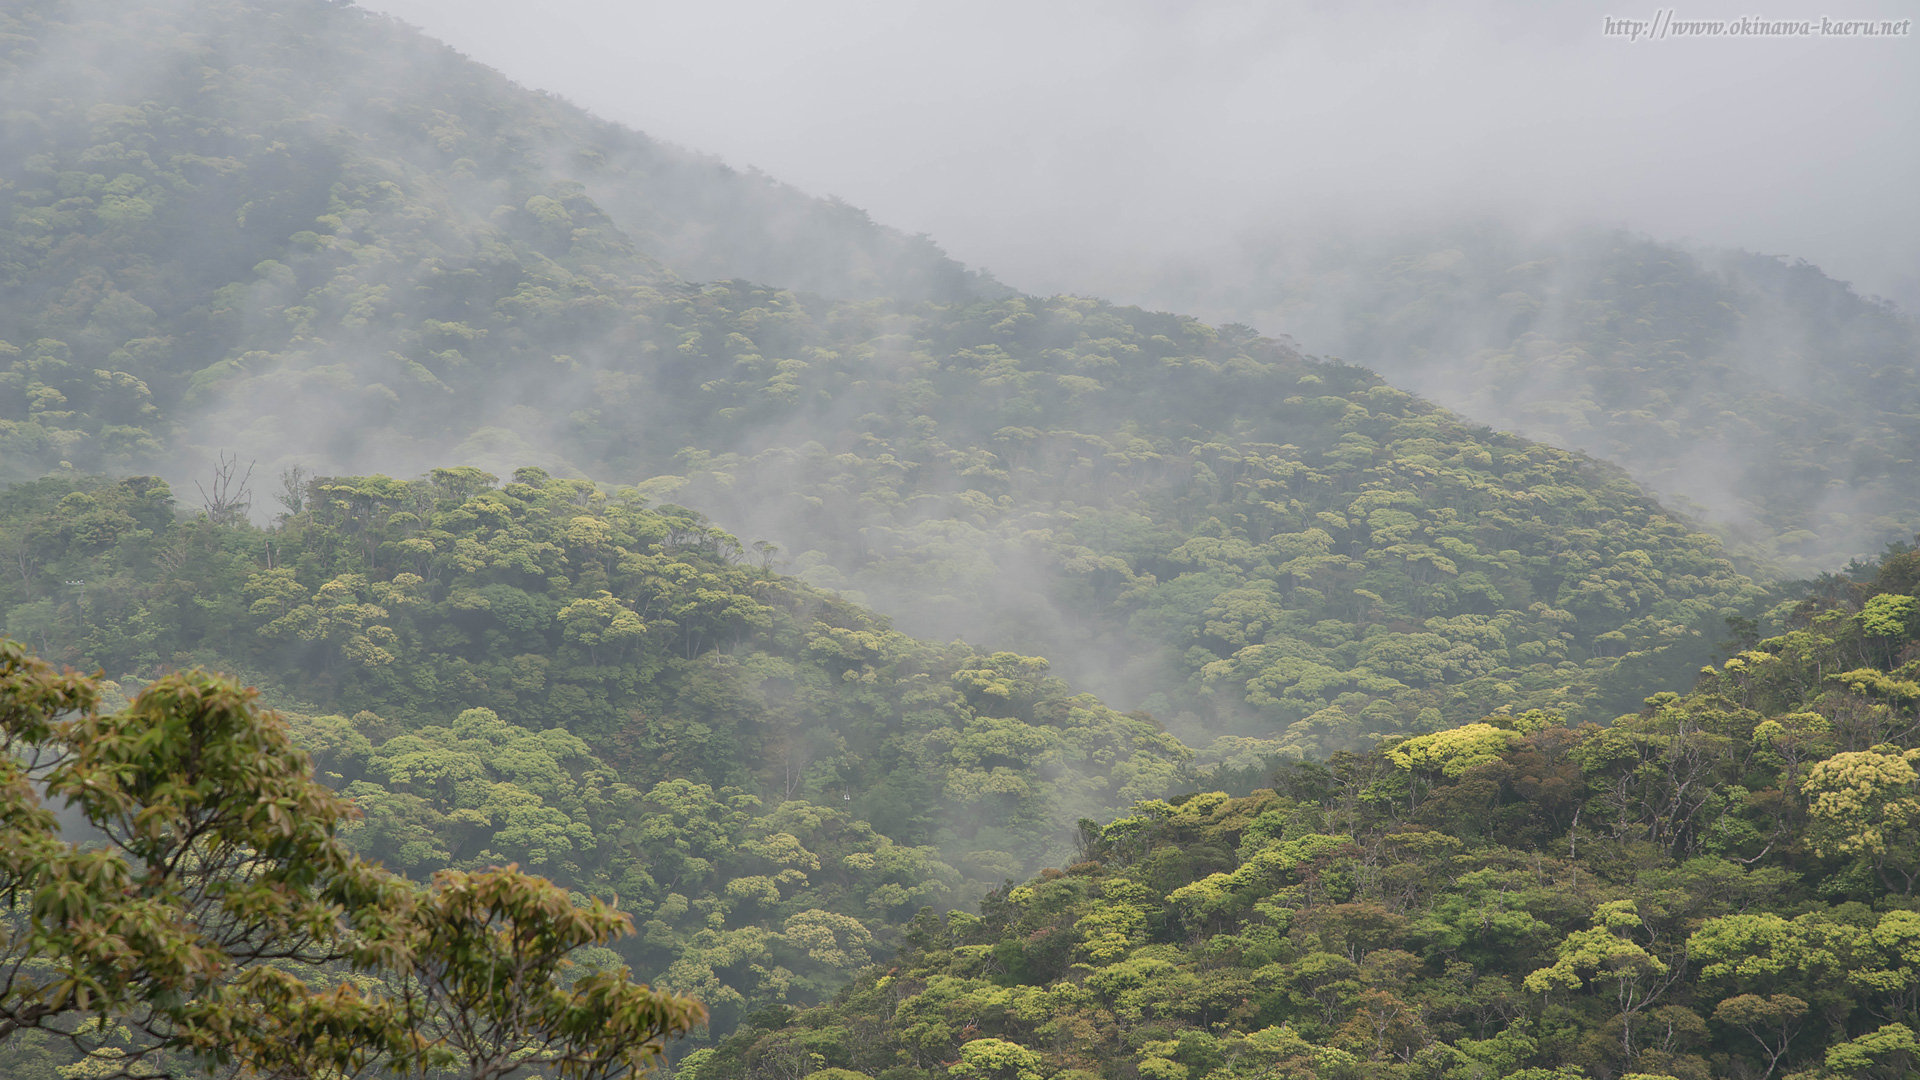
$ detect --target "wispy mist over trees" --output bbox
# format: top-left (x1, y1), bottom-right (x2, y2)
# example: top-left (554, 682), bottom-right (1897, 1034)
top-left (0, 0), bottom-right (990, 476)
top-left (0, 0), bottom-right (1771, 751)
top-left (4, 0), bottom-right (1920, 1075)
top-left (1106, 224), bottom-right (1920, 577)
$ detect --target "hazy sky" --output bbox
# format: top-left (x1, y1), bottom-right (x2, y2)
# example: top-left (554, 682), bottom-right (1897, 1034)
top-left (358, 0), bottom-right (1920, 310)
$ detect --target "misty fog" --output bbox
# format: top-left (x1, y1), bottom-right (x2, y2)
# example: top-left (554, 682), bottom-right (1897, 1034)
top-left (360, 0), bottom-right (1920, 314)
top-left (353, 0), bottom-right (1920, 581)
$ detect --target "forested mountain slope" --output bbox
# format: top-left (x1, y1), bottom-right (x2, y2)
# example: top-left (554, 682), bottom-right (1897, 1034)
top-left (0, 0), bottom-right (1905, 1069)
top-left (654, 310), bottom-right (1761, 752)
top-left (0, 467), bottom-right (1194, 1039)
top-left (702, 544), bottom-right (1920, 1080)
top-left (0, 0), bottom-right (983, 436)
top-left (1124, 226), bottom-right (1920, 577)
top-left (0, 0), bottom-right (1767, 760)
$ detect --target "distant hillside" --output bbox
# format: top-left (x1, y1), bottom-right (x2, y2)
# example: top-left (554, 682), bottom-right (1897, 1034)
top-left (1115, 225), bottom-right (1920, 576)
top-left (0, 0), bottom-right (985, 338)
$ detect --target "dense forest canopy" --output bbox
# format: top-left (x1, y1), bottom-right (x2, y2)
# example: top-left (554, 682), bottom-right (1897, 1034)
top-left (696, 543), bottom-right (1920, 1080)
top-left (2, 0), bottom-right (1918, 1077)
top-left (0, 467), bottom-right (1195, 1044)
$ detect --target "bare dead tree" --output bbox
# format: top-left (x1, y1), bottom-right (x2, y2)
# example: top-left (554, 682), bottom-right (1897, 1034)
top-left (196, 452), bottom-right (255, 526)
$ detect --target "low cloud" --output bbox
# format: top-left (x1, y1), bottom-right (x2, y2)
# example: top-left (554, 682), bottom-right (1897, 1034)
top-left (358, 0), bottom-right (1920, 312)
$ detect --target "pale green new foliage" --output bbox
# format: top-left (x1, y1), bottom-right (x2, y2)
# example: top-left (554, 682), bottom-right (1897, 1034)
top-left (1824, 1022), bottom-right (1920, 1079)
top-left (558, 590), bottom-right (648, 664)
top-left (1166, 831), bottom-right (1352, 921)
top-left (949, 1037), bottom-right (1044, 1080)
top-left (1073, 898), bottom-right (1148, 964)
top-left (782, 910), bottom-right (875, 972)
top-left (1386, 722), bottom-right (1516, 778)
top-left (1802, 745), bottom-right (1920, 891)
top-left (1858, 594), bottom-right (1918, 639)
top-left (1688, 913), bottom-right (1840, 993)
top-left (1524, 901), bottom-right (1668, 994)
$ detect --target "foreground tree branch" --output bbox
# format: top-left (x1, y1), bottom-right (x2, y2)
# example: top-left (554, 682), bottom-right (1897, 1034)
top-left (0, 637), bottom-right (703, 1078)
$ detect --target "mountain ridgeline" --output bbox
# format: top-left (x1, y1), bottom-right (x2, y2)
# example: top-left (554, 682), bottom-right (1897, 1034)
top-left (2, 0), bottom-right (1919, 1077)
top-left (1122, 226), bottom-right (1920, 578)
